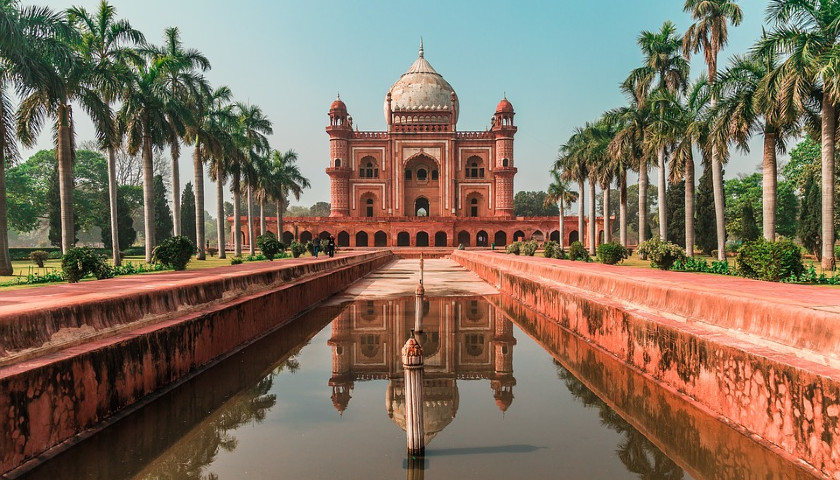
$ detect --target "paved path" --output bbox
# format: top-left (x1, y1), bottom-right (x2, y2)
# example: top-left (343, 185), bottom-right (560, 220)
top-left (330, 258), bottom-right (498, 302)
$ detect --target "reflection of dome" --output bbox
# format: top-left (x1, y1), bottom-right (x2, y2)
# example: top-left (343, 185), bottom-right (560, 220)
top-left (389, 378), bottom-right (459, 445)
top-left (384, 41), bottom-right (459, 123)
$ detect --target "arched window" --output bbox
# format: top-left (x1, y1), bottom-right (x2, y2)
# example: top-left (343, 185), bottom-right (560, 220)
top-left (502, 158), bottom-right (509, 167)
top-left (366, 198), bottom-right (374, 217)
top-left (365, 162), bottom-right (377, 178)
top-left (431, 170), bottom-right (439, 181)
top-left (469, 162), bottom-right (479, 179)
top-left (335, 158), bottom-right (342, 168)
top-left (470, 198), bottom-right (478, 217)
top-left (417, 168), bottom-right (427, 181)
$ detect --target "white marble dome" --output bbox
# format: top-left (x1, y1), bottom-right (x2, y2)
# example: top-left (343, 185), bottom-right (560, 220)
top-left (384, 43), bottom-right (459, 124)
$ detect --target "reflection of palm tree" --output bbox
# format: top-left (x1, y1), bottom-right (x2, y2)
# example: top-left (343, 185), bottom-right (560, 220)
top-left (553, 361), bottom-right (684, 480)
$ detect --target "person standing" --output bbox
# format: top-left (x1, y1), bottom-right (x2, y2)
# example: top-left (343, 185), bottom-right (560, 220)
top-left (328, 235), bottom-right (336, 258)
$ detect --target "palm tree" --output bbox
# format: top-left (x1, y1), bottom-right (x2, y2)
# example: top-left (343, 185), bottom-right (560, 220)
top-left (593, 119), bottom-right (619, 245)
top-left (119, 55), bottom-right (185, 262)
top-left (630, 21), bottom-right (690, 242)
top-left (0, 0), bottom-right (72, 274)
top-left (148, 27), bottom-right (210, 237)
top-left (557, 128), bottom-right (589, 249)
top-left (544, 168), bottom-right (578, 250)
top-left (230, 102), bottom-right (271, 256)
top-left (683, 0), bottom-right (743, 260)
top-left (208, 111), bottom-right (237, 259)
top-left (270, 149), bottom-right (309, 239)
top-left (714, 47), bottom-right (798, 243)
top-left (17, 9), bottom-right (113, 255)
top-left (67, 1), bottom-right (144, 266)
top-left (761, 0), bottom-right (838, 269)
top-left (185, 85), bottom-right (232, 260)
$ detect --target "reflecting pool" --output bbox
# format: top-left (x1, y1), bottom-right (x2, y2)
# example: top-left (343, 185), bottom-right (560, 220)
top-left (19, 295), bottom-right (817, 479)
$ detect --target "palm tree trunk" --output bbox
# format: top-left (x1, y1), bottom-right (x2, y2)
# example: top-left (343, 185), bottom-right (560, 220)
top-left (275, 199), bottom-right (282, 237)
top-left (712, 145), bottom-right (726, 261)
top-left (639, 161), bottom-right (648, 245)
top-left (762, 130), bottom-right (777, 242)
top-left (603, 184), bottom-right (611, 244)
top-left (0, 147), bottom-right (12, 275)
top-left (685, 153), bottom-right (695, 258)
top-left (247, 185), bottom-right (255, 256)
top-left (558, 203), bottom-right (565, 250)
top-left (260, 197), bottom-right (266, 236)
top-left (216, 176), bottom-right (226, 259)
top-left (171, 142), bottom-right (181, 236)
top-left (233, 172), bottom-right (242, 257)
top-left (142, 131), bottom-right (155, 263)
top-left (577, 179), bottom-right (585, 244)
top-left (619, 168), bottom-right (627, 247)
top-left (107, 146), bottom-right (121, 266)
top-left (657, 146), bottom-right (667, 241)
top-left (821, 102), bottom-right (836, 270)
top-left (57, 103), bottom-right (74, 254)
top-left (194, 147), bottom-right (206, 260)
top-left (588, 177), bottom-right (596, 255)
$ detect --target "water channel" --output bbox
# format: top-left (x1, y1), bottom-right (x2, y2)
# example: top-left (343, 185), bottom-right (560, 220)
top-left (18, 293), bottom-right (817, 480)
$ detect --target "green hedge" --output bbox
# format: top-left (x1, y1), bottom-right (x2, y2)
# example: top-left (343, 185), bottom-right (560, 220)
top-left (8, 247), bottom-right (62, 261)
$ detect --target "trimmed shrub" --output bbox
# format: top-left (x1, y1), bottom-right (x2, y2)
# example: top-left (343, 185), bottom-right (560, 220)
top-left (290, 241), bottom-right (306, 258)
top-left (568, 241), bottom-right (589, 262)
top-left (521, 240), bottom-right (538, 256)
top-left (123, 246), bottom-right (145, 257)
top-left (230, 256), bottom-right (243, 265)
top-left (597, 242), bottom-right (629, 265)
top-left (153, 236), bottom-right (196, 271)
top-left (61, 247), bottom-right (110, 283)
top-left (29, 250), bottom-right (49, 268)
top-left (305, 240), bottom-right (315, 255)
top-left (505, 241), bottom-right (521, 255)
top-left (736, 238), bottom-right (804, 282)
top-left (637, 238), bottom-right (685, 270)
top-left (256, 232), bottom-right (284, 260)
top-left (543, 241), bottom-right (558, 259)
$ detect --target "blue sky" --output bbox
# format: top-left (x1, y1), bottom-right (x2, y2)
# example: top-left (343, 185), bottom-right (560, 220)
top-left (33, 0), bottom-right (774, 213)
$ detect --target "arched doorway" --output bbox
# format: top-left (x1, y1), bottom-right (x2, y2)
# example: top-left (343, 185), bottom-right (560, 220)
top-left (476, 230), bottom-right (489, 247)
top-left (319, 231), bottom-right (331, 241)
top-left (337, 231), bottom-right (350, 247)
top-left (549, 230), bottom-right (560, 242)
top-left (282, 231), bottom-right (294, 245)
top-left (414, 197), bottom-right (429, 217)
top-left (397, 231), bottom-right (410, 246)
top-left (494, 231), bottom-right (507, 246)
top-left (374, 230), bottom-right (387, 247)
top-left (598, 230), bottom-right (604, 245)
top-left (513, 230), bottom-right (524, 242)
top-left (568, 230), bottom-right (579, 243)
top-left (457, 231), bottom-right (471, 247)
top-left (434, 231), bottom-right (447, 247)
top-left (300, 231), bottom-right (312, 243)
top-left (416, 231), bottom-right (429, 247)
top-left (356, 231), bottom-right (369, 247)
top-left (531, 230), bottom-right (544, 241)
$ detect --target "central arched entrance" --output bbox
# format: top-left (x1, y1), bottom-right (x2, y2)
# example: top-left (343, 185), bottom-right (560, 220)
top-left (414, 197), bottom-right (429, 217)
top-left (416, 231), bottom-right (429, 247)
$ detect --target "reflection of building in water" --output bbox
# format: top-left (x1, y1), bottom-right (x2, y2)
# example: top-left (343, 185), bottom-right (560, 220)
top-left (328, 297), bottom-right (516, 442)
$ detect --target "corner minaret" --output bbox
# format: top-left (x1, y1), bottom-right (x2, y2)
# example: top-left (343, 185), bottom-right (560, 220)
top-left (326, 95), bottom-right (352, 217)
top-left (492, 96), bottom-right (517, 218)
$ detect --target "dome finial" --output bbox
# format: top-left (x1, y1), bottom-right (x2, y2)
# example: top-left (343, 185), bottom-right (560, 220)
top-left (336, 91), bottom-right (340, 100)
top-left (419, 37), bottom-right (424, 58)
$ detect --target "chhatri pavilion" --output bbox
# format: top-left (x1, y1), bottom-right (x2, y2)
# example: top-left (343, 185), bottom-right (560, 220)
top-left (230, 42), bottom-right (602, 249)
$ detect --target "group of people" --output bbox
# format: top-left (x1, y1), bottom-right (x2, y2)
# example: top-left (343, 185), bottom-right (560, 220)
top-left (312, 235), bottom-right (336, 259)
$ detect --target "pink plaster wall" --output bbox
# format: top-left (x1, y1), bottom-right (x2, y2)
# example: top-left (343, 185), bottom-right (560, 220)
top-left (454, 250), bottom-right (840, 478)
top-left (0, 252), bottom-right (392, 475)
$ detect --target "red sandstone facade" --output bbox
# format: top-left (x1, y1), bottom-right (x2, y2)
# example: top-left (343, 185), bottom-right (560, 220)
top-left (230, 43), bottom-right (602, 248)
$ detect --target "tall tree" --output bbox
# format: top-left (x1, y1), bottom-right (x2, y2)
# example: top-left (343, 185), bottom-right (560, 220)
top-left (762, 0), bottom-right (839, 268)
top-left (630, 21), bottom-right (690, 241)
top-left (270, 149), bottom-right (309, 240)
top-left (148, 27), bottom-right (210, 237)
top-left (231, 102), bottom-right (272, 256)
top-left (799, 170), bottom-right (822, 259)
top-left (67, 1), bottom-right (144, 265)
top-left (557, 125), bottom-right (591, 248)
top-left (544, 168), bottom-right (578, 249)
top-left (666, 180), bottom-right (687, 247)
top-left (119, 54), bottom-right (186, 262)
top-left (180, 181), bottom-right (196, 245)
top-left (696, 163), bottom-right (717, 255)
top-left (684, 0), bottom-right (743, 259)
top-left (152, 173), bottom-right (172, 244)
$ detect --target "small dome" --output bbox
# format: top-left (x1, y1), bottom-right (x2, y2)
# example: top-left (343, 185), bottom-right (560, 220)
top-left (330, 96), bottom-right (347, 114)
top-left (384, 42), bottom-right (459, 123)
top-left (496, 97), bottom-right (514, 114)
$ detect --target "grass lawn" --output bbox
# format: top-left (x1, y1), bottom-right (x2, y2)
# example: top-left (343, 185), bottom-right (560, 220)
top-left (0, 252), bottom-right (305, 290)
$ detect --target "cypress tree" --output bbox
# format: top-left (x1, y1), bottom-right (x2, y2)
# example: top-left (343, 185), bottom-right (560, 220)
top-left (153, 175), bottom-right (174, 246)
top-left (666, 180), bottom-right (685, 248)
top-left (695, 164), bottom-right (716, 255)
top-left (798, 171), bottom-right (822, 260)
top-left (741, 204), bottom-right (760, 241)
top-left (180, 182), bottom-right (197, 246)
